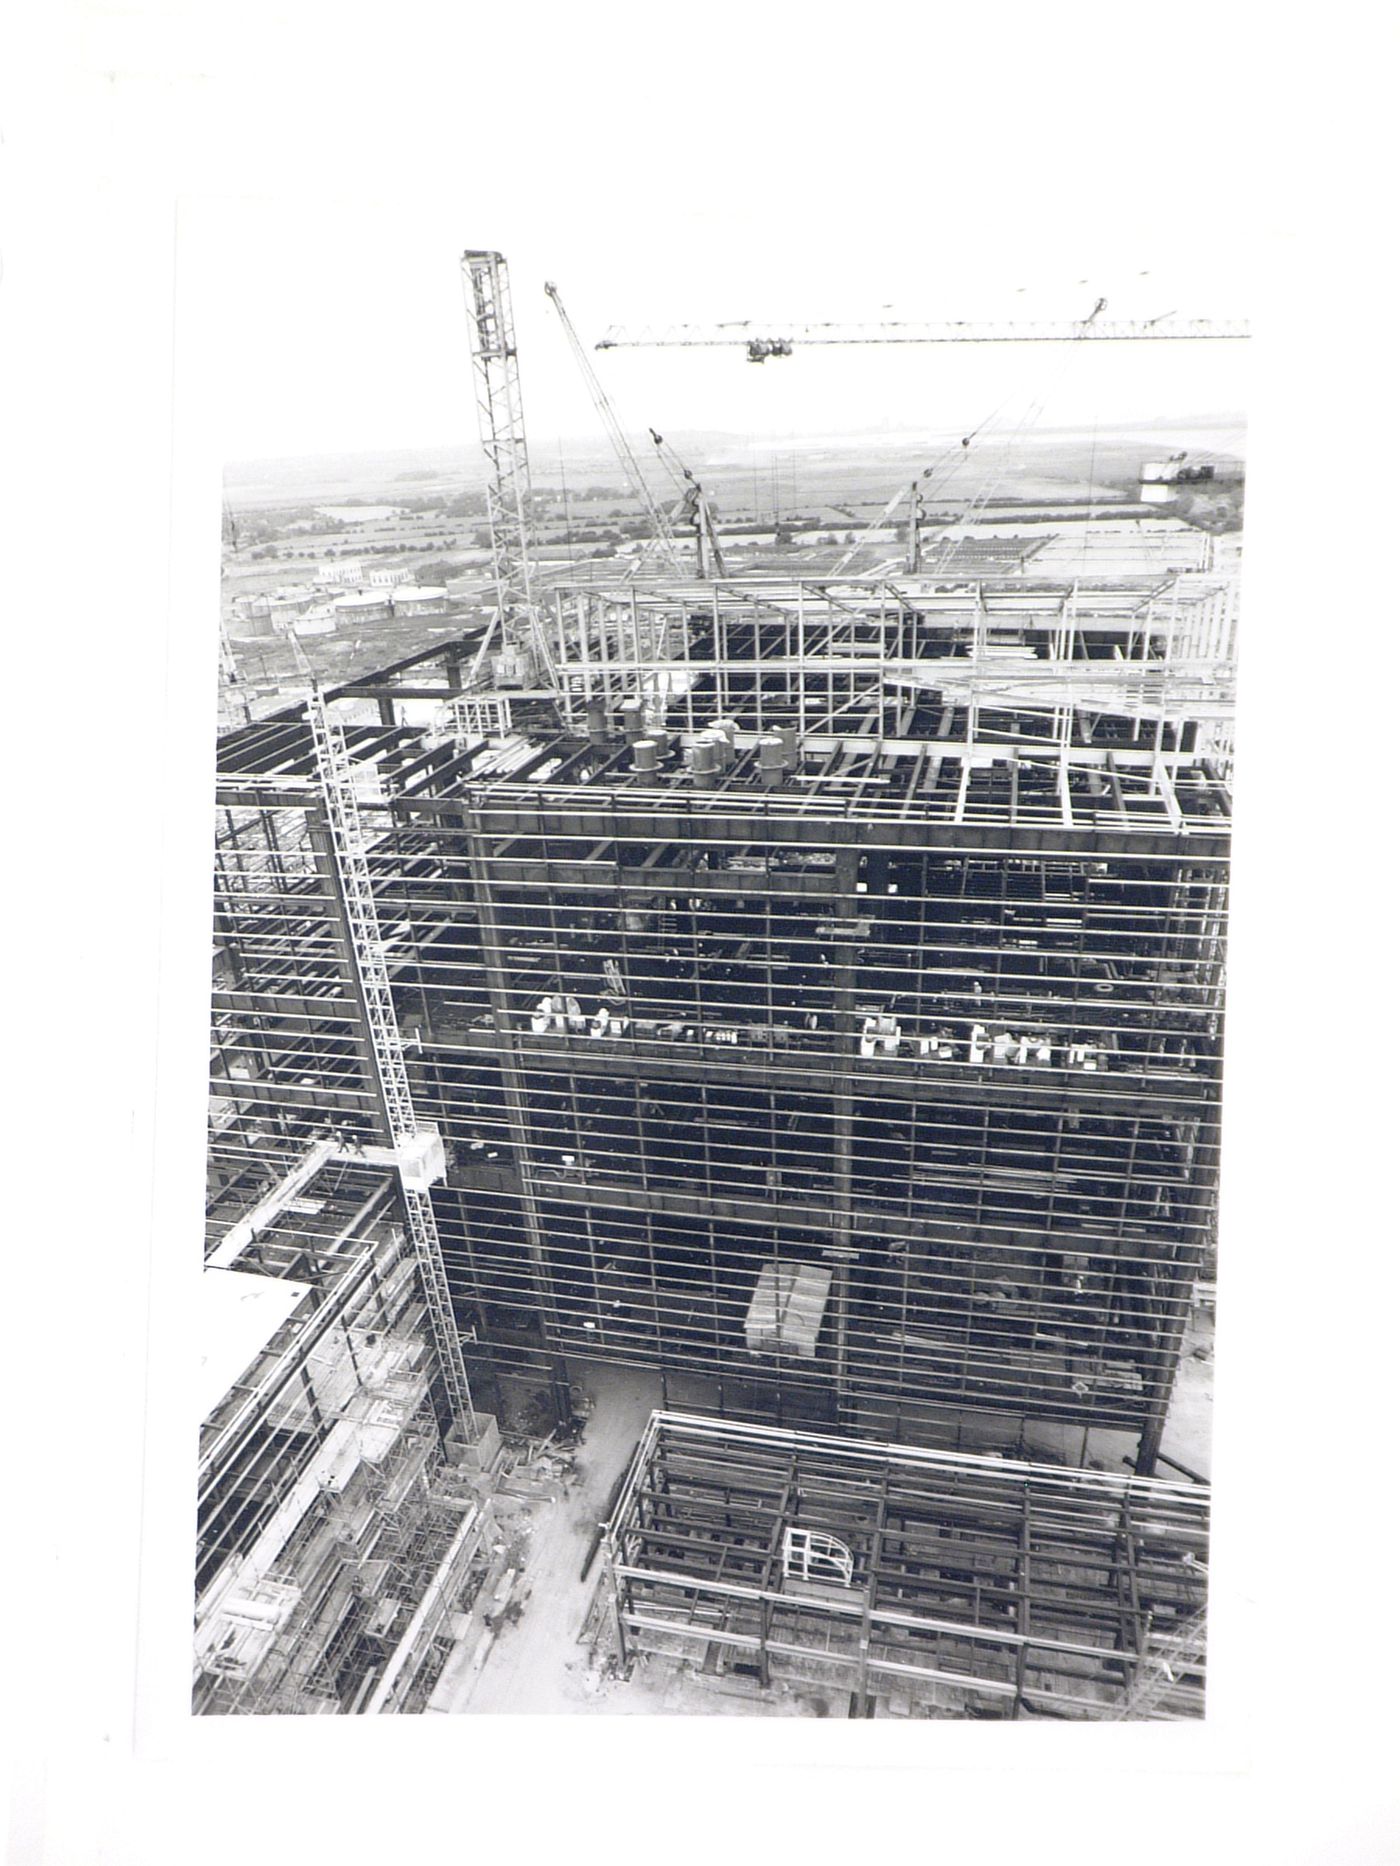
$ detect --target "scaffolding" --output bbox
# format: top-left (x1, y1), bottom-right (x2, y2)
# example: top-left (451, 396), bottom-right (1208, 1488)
top-left (306, 684), bottom-right (476, 1435)
top-left (195, 1157), bottom-right (492, 1714)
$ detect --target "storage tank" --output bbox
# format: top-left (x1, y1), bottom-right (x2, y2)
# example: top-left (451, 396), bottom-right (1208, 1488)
top-left (333, 590), bottom-right (392, 624)
top-left (633, 737), bottom-right (659, 773)
top-left (230, 597), bottom-right (276, 640)
top-left (267, 590), bottom-right (312, 623)
top-left (390, 584), bottom-right (449, 617)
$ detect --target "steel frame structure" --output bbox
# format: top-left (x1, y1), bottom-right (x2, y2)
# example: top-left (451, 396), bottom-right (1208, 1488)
top-left (195, 1159), bottom-right (489, 1715)
top-left (603, 1412), bottom-right (1208, 1718)
top-left (431, 751), bottom-right (1224, 1472)
top-left (208, 576), bottom-right (1231, 1473)
top-left (203, 245), bottom-right (1238, 1722)
top-left (209, 727), bottom-right (480, 1445)
top-left (544, 572), bottom-right (1236, 775)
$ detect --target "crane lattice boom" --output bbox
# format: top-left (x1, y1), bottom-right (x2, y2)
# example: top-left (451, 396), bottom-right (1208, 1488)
top-left (597, 316), bottom-right (1249, 358)
top-left (544, 282), bottom-right (686, 577)
top-left (461, 250), bottom-right (557, 689)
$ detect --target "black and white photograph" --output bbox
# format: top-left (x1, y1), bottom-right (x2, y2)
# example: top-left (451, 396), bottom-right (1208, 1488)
top-left (203, 251), bottom-right (1238, 1724)
top-left (7, 3), bottom-right (1397, 1861)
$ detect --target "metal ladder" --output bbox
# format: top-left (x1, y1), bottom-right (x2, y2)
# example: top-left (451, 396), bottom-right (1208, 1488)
top-left (306, 685), bottom-right (476, 1436)
top-left (1116, 1606), bottom-right (1208, 1719)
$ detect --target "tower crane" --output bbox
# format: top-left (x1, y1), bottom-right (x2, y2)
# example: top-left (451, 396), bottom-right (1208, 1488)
top-left (596, 308), bottom-right (1248, 359)
top-left (904, 478), bottom-right (925, 575)
top-left (827, 405), bottom-right (1006, 577)
top-left (460, 249), bottom-right (558, 692)
top-left (543, 281), bottom-right (687, 577)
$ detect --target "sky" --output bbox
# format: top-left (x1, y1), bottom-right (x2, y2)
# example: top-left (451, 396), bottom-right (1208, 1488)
top-left (200, 193), bottom-right (1252, 465)
top-left (128, 3), bottom-right (1269, 466)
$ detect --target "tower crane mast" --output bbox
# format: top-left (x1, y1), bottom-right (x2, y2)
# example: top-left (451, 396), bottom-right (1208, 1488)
top-left (460, 250), bottom-right (557, 691)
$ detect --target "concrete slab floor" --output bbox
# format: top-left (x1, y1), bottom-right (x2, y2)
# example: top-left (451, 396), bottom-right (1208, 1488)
top-left (442, 1359), bottom-right (660, 1715)
top-left (1161, 1302), bottom-right (1214, 1481)
top-left (438, 1360), bottom-right (834, 1717)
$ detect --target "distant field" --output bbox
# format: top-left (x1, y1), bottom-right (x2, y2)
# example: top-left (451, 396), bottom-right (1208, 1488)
top-left (315, 504), bottom-right (408, 524)
top-left (225, 414), bottom-right (1246, 514)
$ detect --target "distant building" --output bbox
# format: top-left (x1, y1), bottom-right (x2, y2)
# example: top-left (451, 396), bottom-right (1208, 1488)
top-left (315, 560), bottom-right (365, 588)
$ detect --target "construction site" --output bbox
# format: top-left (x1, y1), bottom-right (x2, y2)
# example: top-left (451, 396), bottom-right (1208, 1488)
top-left (200, 250), bottom-right (1239, 1721)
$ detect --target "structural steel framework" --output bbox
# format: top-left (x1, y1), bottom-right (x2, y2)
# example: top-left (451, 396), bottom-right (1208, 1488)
top-left (209, 558), bottom-right (1231, 1474)
top-left (543, 572), bottom-right (1236, 777)
top-left (195, 1159), bottom-right (491, 1715)
top-left (206, 239), bottom-right (1240, 1722)
top-left (603, 1412), bottom-right (1209, 1719)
